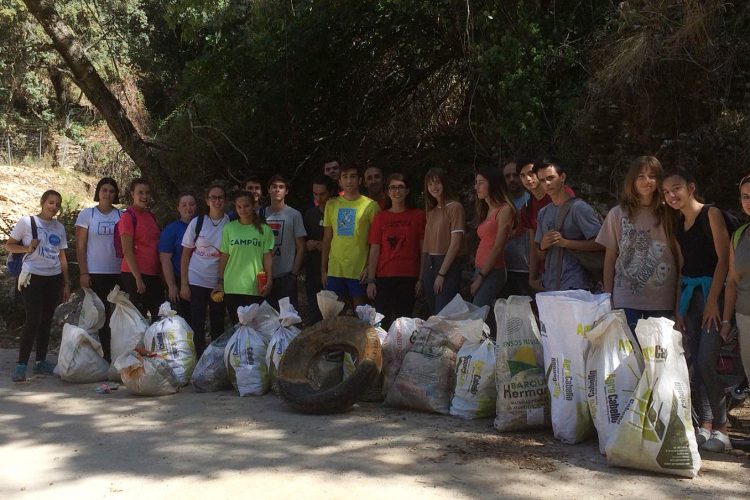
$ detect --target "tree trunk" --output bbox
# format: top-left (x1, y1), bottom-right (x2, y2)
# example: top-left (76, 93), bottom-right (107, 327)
top-left (22, 0), bottom-right (176, 195)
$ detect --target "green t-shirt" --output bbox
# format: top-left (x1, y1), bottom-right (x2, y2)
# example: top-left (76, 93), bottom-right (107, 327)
top-left (323, 194), bottom-right (379, 279)
top-left (220, 220), bottom-right (274, 295)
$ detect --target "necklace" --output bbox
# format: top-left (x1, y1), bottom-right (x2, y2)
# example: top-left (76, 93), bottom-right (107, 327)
top-left (209, 215), bottom-right (224, 227)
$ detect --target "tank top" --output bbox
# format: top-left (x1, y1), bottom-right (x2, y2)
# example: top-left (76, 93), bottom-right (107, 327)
top-left (475, 206), bottom-right (506, 269)
top-left (677, 205), bottom-right (718, 278)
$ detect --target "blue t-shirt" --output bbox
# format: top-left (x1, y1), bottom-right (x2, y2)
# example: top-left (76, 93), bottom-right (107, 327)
top-left (158, 219), bottom-right (189, 278)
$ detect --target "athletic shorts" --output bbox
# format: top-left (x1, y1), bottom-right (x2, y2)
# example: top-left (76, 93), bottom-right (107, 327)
top-left (326, 276), bottom-right (365, 299)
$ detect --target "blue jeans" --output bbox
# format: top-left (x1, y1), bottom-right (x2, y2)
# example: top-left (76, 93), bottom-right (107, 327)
top-left (421, 255), bottom-right (463, 315)
top-left (472, 268), bottom-right (506, 338)
top-left (623, 308), bottom-right (673, 336)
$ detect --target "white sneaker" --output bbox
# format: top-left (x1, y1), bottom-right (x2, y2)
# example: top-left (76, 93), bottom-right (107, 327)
top-left (696, 427), bottom-right (711, 447)
top-left (702, 430), bottom-right (733, 452)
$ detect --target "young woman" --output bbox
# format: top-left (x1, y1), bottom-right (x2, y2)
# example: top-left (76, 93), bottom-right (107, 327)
top-left (158, 193), bottom-right (197, 320)
top-left (180, 184), bottom-right (229, 357)
top-left (471, 166), bottom-right (516, 313)
top-left (722, 174), bottom-right (750, 438)
top-left (663, 167), bottom-right (730, 452)
top-left (6, 190), bottom-right (70, 381)
top-left (75, 177), bottom-right (122, 361)
top-left (214, 191), bottom-right (274, 324)
top-left (596, 156), bottom-right (678, 331)
top-left (365, 173), bottom-right (426, 330)
top-left (421, 168), bottom-right (467, 315)
top-left (118, 178), bottom-right (162, 321)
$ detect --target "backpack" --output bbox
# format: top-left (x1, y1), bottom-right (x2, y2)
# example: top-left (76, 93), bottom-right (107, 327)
top-left (193, 215), bottom-right (205, 245)
top-left (699, 204), bottom-right (742, 242)
top-left (113, 208), bottom-right (157, 258)
top-left (7, 216), bottom-right (37, 277)
top-left (554, 197), bottom-right (605, 290)
top-left (732, 223), bottom-right (750, 250)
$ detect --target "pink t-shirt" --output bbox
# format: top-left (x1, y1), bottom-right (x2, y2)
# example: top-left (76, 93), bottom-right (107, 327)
top-left (118, 207), bottom-right (161, 276)
top-left (475, 206), bottom-right (508, 270)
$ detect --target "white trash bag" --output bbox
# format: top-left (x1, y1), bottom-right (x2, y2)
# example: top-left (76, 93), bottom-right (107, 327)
top-left (385, 295), bottom-right (487, 414)
top-left (266, 297), bottom-right (301, 390)
top-left (586, 310), bottom-right (644, 454)
top-left (382, 316), bottom-right (424, 396)
top-left (605, 317), bottom-right (701, 478)
top-left (107, 285), bottom-right (149, 382)
top-left (55, 326), bottom-right (110, 383)
top-left (450, 326), bottom-right (496, 419)
top-left (253, 301), bottom-right (281, 338)
top-left (494, 296), bottom-right (550, 431)
top-left (55, 288), bottom-right (110, 383)
top-left (144, 302), bottom-right (197, 386)
top-left (537, 290), bottom-right (611, 444)
top-left (224, 304), bottom-right (272, 396)
top-left (114, 349), bottom-right (180, 396)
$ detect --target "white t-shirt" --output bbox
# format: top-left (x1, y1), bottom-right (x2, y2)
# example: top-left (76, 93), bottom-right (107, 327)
top-left (261, 204), bottom-right (307, 277)
top-left (10, 215), bottom-right (68, 276)
top-left (75, 206), bottom-right (122, 274)
top-left (181, 214), bottom-right (229, 288)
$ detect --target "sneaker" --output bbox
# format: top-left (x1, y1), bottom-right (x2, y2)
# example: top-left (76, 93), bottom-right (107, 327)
top-left (33, 360), bottom-right (56, 375)
top-left (702, 430), bottom-right (733, 453)
top-left (696, 427), bottom-right (711, 447)
top-left (12, 363), bottom-right (27, 382)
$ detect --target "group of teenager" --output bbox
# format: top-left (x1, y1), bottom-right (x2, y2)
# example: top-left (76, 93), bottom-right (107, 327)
top-left (6, 156), bottom-right (750, 453)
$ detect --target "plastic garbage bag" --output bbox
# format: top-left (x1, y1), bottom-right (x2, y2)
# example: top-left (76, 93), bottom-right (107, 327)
top-left (78, 286), bottom-right (106, 331)
top-left (536, 290), bottom-right (611, 444)
top-left (385, 295), bottom-right (487, 414)
top-left (224, 304), bottom-right (272, 396)
top-left (586, 310), bottom-right (644, 454)
top-left (253, 301), bottom-right (281, 338)
top-left (317, 290), bottom-right (345, 320)
top-left (55, 324), bottom-right (110, 383)
top-left (114, 348), bottom-right (180, 396)
top-left (382, 316), bottom-right (424, 396)
top-left (266, 297), bottom-right (301, 392)
top-left (605, 317), bottom-right (701, 478)
top-left (450, 326), bottom-right (496, 419)
top-left (107, 285), bottom-right (149, 381)
top-left (493, 296), bottom-right (550, 431)
top-left (144, 302), bottom-right (197, 386)
top-left (191, 326), bottom-right (236, 392)
top-left (54, 288), bottom-right (110, 383)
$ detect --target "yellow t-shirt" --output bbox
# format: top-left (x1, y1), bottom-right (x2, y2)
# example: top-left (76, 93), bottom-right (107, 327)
top-left (323, 195), bottom-right (379, 279)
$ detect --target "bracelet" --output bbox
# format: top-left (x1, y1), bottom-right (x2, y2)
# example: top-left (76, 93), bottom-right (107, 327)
top-left (478, 271), bottom-right (487, 279)
top-left (80, 272), bottom-right (89, 276)
top-left (721, 320), bottom-right (730, 325)
top-left (366, 278), bottom-right (376, 285)
top-left (437, 272), bottom-right (446, 278)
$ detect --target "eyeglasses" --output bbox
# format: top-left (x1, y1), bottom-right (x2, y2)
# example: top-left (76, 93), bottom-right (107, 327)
top-left (208, 196), bottom-right (225, 201)
top-left (388, 185), bottom-right (407, 192)
top-left (741, 195), bottom-right (750, 202)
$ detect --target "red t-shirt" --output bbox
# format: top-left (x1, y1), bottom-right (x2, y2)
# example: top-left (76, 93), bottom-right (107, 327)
top-left (118, 207), bottom-right (161, 276)
top-left (368, 208), bottom-right (426, 277)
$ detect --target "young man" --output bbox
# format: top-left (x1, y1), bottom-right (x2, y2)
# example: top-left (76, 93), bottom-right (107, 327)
top-left (363, 164), bottom-right (387, 210)
top-left (534, 161), bottom-right (603, 291)
top-left (517, 159), bottom-right (576, 291)
top-left (500, 161), bottom-right (532, 297)
top-left (261, 175), bottom-right (306, 309)
top-left (323, 158), bottom-right (341, 181)
top-left (303, 176), bottom-right (338, 323)
top-left (322, 164), bottom-right (379, 307)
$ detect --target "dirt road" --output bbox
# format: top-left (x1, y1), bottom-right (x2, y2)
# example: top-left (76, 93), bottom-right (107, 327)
top-left (0, 348), bottom-right (748, 499)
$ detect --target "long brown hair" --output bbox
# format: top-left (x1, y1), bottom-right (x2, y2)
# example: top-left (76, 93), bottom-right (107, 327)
top-left (621, 156), bottom-right (678, 266)
top-left (424, 168), bottom-right (457, 211)
top-left (474, 164), bottom-right (517, 225)
top-left (234, 191), bottom-right (264, 233)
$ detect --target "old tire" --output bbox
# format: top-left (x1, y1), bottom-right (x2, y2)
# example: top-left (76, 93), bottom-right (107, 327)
top-left (277, 316), bottom-right (383, 414)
